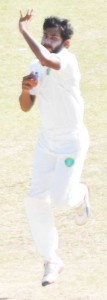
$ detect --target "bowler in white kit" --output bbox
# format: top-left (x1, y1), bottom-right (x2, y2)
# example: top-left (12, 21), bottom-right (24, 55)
top-left (19, 10), bottom-right (90, 286)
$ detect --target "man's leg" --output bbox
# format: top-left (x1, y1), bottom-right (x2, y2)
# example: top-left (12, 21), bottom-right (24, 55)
top-left (25, 145), bottom-right (59, 261)
top-left (25, 146), bottom-right (64, 286)
top-left (51, 129), bottom-right (90, 222)
top-left (25, 195), bottom-right (59, 260)
top-left (51, 155), bottom-right (87, 206)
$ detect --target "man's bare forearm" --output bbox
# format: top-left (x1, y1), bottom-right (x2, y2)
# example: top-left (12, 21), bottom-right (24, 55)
top-left (19, 11), bottom-right (61, 70)
top-left (21, 30), bottom-right (60, 70)
top-left (21, 29), bottom-right (50, 65)
top-left (19, 90), bottom-right (36, 112)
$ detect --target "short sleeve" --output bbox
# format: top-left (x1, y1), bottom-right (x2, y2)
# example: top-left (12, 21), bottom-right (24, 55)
top-left (52, 48), bottom-right (68, 70)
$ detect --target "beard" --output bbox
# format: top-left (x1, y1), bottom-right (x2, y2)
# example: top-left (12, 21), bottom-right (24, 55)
top-left (52, 42), bottom-right (63, 53)
top-left (43, 41), bottom-right (63, 53)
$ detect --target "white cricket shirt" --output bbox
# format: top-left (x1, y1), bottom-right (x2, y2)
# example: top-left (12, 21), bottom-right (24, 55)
top-left (29, 48), bottom-right (86, 153)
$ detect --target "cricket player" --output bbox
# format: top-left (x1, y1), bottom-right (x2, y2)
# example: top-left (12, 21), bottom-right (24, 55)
top-left (19, 10), bottom-right (90, 286)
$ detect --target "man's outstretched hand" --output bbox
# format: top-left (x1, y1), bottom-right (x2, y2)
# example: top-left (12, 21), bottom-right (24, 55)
top-left (19, 9), bottom-right (33, 34)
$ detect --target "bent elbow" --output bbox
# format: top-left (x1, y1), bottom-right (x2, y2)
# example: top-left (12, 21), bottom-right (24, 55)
top-left (21, 107), bottom-right (30, 112)
top-left (41, 58), bottom-right (61, 70)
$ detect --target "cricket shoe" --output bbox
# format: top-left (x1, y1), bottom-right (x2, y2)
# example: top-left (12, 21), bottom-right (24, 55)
top-left (42, 258), bottom-right (64, 286)
top-left (75, 184), bottom-right (90, 226)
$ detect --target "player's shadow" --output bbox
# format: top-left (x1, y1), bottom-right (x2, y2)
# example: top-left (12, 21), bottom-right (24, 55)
top-left (0, 298), bottom-right (10, 300)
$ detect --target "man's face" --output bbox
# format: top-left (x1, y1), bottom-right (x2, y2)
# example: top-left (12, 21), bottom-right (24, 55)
top-left (41, 27), bottom-right (64, 53)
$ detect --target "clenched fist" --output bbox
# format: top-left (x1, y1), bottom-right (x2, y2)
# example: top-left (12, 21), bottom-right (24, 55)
top-left (22, 73), bottom-right (38, 91)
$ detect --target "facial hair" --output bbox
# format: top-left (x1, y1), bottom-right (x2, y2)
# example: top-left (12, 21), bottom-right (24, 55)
top-left (43, 41), bottom-right (63, 53)
top-left (52, 41), bottom-right (64, 53)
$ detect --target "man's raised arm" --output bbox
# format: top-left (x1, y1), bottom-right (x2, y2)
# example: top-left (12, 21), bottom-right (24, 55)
top-left (19, 10), bottom-right (61, 70)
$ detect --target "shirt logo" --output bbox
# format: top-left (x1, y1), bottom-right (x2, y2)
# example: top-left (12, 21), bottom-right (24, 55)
top-left (46, 68), bottom-right (51, 75)
top-left (65, 157), bottom-right (75, 167)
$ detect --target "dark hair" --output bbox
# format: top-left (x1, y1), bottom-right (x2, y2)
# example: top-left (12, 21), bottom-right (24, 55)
top-left (43, 16), bottom-right (74, 41)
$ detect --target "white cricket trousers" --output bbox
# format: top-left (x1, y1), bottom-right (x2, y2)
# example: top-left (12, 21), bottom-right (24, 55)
top-left (25, 127), bottom-right (89, 261)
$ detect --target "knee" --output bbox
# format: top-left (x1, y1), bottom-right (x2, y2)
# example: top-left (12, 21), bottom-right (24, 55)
top-left (25, 195), bottom-right (51, 224)
top-left (51, 192), bottom-right (69, 208)
top-left (51, 185), bottom-right (76, 208)
top-left (25, 194), bottom-right (50, 210)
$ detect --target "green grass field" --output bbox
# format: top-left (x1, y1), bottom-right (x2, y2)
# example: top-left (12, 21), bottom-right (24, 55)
top-left (0, 0), bottom-right (107, 299)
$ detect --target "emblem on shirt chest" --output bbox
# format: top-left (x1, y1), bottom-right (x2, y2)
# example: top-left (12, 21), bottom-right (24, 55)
top-left (46, 68), bottom-right (51, 75)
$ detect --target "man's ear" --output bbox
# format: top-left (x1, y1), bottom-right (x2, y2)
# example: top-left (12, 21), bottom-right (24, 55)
top-left (63, 39), bottom-right (71, 48)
